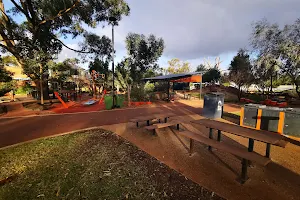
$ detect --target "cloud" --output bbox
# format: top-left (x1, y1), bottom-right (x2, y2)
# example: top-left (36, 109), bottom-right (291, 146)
top-left (59, 0), bottom-right (300, 69)
top-left (116, 0), bottom-right (300, 60)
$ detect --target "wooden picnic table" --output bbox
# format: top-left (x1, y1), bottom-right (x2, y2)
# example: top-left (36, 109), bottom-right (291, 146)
top-left (192, 118), bottom-right (288, 158)
top-left (130, 112), bottom-right (176, 127)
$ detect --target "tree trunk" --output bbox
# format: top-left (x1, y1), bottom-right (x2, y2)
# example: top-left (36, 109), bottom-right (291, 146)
top-left (238, 85), bottom-right (242, 101)
top-left (34, 80), bottom-right (50, 101)
top-left (127, 84), bottom-right (131, 107)
top-left (296, 83), bottom-right (300, 99)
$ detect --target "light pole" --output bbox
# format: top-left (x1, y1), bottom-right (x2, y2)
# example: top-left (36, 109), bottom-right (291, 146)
top-left (109, 16), bottom-right (117, 108)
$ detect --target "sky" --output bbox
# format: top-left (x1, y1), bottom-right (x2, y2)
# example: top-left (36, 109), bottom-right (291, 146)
top-left (3, 0), bottom-right (300, 71)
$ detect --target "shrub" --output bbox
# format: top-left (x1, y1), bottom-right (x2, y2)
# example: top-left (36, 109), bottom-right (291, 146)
top-left (15, 83), bottom-right (33, 94)
top-left (0, 81), bottom-right (15, 97)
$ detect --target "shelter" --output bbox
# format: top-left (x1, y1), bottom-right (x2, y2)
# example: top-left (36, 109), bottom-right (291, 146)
top-left (144, 72), bottom-right (203, 101)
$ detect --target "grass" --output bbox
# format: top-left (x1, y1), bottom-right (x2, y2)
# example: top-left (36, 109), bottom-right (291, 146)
top-left (0, 130), bottom-right (221, 200)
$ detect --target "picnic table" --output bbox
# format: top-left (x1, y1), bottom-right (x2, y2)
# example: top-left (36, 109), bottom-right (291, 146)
top-left (192, 119), bottom-right (287, 157)
top-left (189, 118), bottom-right (288, 183)
top-left (130, 113), bottom-right (176, 127)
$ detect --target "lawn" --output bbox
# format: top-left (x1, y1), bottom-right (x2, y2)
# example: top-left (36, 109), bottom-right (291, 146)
top-left (0, 129), bottom-right (222, 200)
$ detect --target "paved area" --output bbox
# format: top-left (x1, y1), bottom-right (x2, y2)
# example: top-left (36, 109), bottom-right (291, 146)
top-left (0, 102), bottom-right (203, 148)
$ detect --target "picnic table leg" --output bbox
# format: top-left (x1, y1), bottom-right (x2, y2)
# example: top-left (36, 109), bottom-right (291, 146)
top-left (147, 120), bottom-right (150, 126)
top-left (217, 130), bottom-right (222, 142)
top-left (208, 128), bottom-right (213, 150)
top-left (265, 143), bottom-right (271, 158)
top-left (248, 139), bottom-right (254, 152)
top-left (240, 158), bottom-right (249, 184)
top-left (177, 124), bottom-right (180, 130)
top-left (248, 138), bottom-right (254, 165)
top-left (136, 122), bottom-right (139, 127)
top-left (189, 139), bottom-right (194, 156)
top-left (152, 129), bottom-right (156, 136)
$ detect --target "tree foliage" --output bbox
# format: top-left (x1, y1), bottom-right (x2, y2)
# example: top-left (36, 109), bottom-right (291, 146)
top-left (228, 49), bottom-right (253, 99)
top-left (0, 56), bottom-right (14, 96)
top-left (89, 58), bottom-right (109, 84)
top-left (166, 58), bottom-right (190, 74)
top-left (0, 56), bottom-right (13, 82)
top-left (252, 61), bottom-right (273, 92)
top-left (202, 68), bottom-right (221, 83)
top-left (117, 33), bottom-right (164, 83)
top-left (251, 18), bottom-right (300, 97)
top-left (0, 0), bottom-right (130, 79)
top-left (195, 64), bottom-right (207, 73)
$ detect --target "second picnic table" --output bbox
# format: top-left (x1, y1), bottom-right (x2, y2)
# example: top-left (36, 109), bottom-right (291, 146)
top-left (192, 118), bottom-right (288, 158)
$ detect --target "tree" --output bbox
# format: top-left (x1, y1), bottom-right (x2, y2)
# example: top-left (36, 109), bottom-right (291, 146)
top-left (48, 60), bottom-right (73, 85)
top-left (252, 61), bottom-right (273, 93)
top-left (124, 33), bottom-right (164, 82)
top-left (202, 68), bottom-right (221, 83)
top-left (0, 56), bottom-right (14, 96)
top-left (0, 0), bottom-right (129, 65)
top-left (251, 18), bottom-right (300, 97)
top-left (1, 0), bottom-right (130, 102)
top-left (195, 64), bottom-right (207, 73)
top-left (166, 58), bottom-right (190, 74)
top-left (228, 49), bottom-right (254, 100)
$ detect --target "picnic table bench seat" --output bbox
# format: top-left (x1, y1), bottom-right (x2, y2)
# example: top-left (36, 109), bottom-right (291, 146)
top-left (130, 113), bottom-right (176, 127)
top-left (145, 120), bottom-right (180, 135)
top-left (178, 130), bottom-right (271, 183)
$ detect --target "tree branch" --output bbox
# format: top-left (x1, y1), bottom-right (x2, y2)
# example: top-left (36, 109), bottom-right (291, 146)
top-left (53, 37), bottom-right (90, 54)
top-left (38, 0), bottom-right (80, 26)
top-left (24, 0), bottom-right (36, 22)
top-left (0, 38), bottom-right (23, 42)
top-left (9, 0), bottom-right (32, 22)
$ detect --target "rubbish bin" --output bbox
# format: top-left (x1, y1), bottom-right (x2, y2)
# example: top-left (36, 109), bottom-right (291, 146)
top-left (203, 93), bottom-right (225, 119)
top-left (283, 108), bottom-right (300, 137)
top-left (260, 106), bottom-right (284, 132)
top-left (243, 104), bottom-right (266, 128)
top-left (116, 95), bottom-right (125, 108)
top-left (104, 96), bottom-right (113, 110)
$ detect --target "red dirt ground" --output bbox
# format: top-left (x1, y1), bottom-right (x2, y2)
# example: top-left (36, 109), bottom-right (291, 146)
top-left (102, 118), bottom-right (300, 200)
top-left (0, 101), bottom-right (299, 200)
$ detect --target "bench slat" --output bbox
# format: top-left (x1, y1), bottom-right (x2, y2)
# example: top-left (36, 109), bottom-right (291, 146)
top-left (130, 113), bottom-right (175, 123)
top-left (145, 121), bottom-right (179, 130)
top-left (178, 131), bottom-right (271, 166)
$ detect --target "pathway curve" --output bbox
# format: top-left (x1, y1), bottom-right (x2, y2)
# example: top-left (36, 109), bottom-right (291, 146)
top-left (0, 102), bottom-right (202, 148)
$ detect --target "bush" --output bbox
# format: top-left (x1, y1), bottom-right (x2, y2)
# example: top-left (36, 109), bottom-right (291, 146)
top-left (129, 83), bottom-right (154, 102)
top-left (0, 81), bottom-right (15, 97)
top-left (130, 85), bottom-right (146, 102)
top-left (15, 83), bottom-right (33, 94)
top-left (144, 82), bottom-right (155, 93)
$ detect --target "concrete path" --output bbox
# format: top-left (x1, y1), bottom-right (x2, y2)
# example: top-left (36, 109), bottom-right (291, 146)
top-left (0, 102), bottom-right (202, 148)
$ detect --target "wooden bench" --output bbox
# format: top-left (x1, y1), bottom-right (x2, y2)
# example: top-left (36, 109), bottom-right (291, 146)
top-left (130, 113), bottom-right (176, 127)
top-left (178, 130), bottom-right (271, 184)
top-left (145, 120), bottom-right (180, 135)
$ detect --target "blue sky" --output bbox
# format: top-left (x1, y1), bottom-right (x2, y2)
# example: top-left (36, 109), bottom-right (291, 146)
top-left (3, 0), bottom-right (300, 72)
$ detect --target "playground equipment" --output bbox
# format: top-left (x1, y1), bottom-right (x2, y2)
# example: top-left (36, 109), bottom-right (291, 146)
top-left (54, 92), bottom-right (69, 108)
top-left (99, 90), bottom-right (107, 104)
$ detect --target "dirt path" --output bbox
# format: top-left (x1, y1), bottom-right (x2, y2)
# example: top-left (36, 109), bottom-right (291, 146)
top-left (102, 117), bottom-right (300, 200)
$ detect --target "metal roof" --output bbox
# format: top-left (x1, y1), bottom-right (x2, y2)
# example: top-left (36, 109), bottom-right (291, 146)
top-left (144, 72), bottom-right (203, 81)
